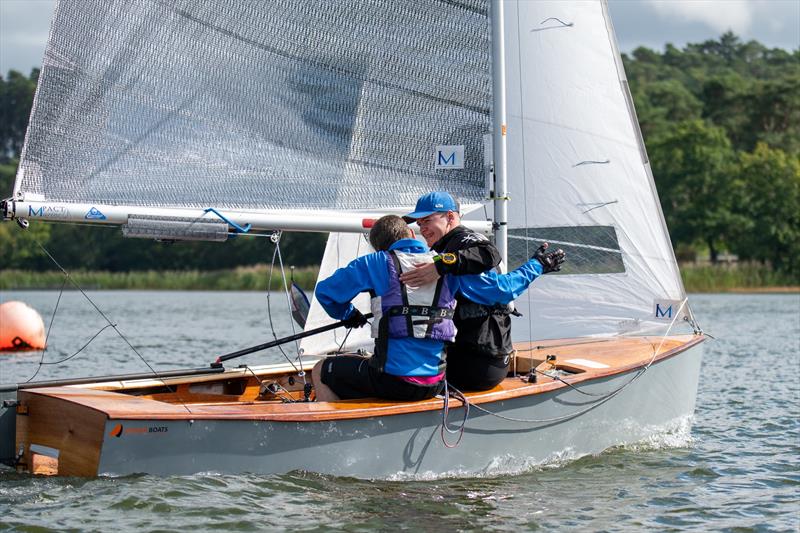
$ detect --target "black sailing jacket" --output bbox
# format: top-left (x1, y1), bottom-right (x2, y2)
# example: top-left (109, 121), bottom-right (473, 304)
top-left (431, 225), bottom-right (513, 357)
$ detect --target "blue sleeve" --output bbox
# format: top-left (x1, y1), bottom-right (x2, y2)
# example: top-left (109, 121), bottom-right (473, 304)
top-left (454, 258), bottom-right (544, 305)
top-left (315, 252), bottom-right (391, 321)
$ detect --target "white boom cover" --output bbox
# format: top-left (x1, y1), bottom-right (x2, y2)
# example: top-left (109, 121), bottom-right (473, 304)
top-left (300, 232), bottom-right (375, 356)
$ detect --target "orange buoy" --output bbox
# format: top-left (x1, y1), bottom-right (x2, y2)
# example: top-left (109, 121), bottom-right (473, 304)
top-left (0, 301), bottom-right (46, 352)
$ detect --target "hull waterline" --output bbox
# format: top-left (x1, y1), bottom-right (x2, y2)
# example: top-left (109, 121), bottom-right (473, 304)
top-left (100, 343), bottom-right (702, 477)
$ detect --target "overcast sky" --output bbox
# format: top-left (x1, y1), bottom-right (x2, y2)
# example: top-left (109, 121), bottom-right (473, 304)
top-left (1, 0), bottom-right (798, 75)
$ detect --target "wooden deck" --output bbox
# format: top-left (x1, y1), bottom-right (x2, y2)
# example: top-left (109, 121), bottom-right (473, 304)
top-left (19, 335), bottom-right (702, 422)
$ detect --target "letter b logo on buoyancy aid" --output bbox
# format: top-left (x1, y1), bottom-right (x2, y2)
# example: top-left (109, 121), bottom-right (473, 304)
top-left (371, 250), bottom-right (456, 343)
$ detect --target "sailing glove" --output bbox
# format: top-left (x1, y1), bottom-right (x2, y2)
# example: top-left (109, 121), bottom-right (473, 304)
top-left (532, 243), bottom-right (566, 274)
top-left (342, 308), bottom-right (368, 328)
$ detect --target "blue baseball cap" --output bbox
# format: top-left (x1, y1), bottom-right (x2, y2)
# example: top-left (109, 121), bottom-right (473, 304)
top-left (403, 192), bottom-right (459, 222)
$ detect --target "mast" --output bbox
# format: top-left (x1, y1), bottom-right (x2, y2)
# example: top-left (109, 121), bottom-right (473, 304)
top-left (491, 0), bottom-right (509, 270)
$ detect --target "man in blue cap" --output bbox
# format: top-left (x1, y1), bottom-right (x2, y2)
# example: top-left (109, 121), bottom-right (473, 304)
top-left (401, 192), bottom-right (501, 282)
top-left (402, 192), bottom-right (565, 391)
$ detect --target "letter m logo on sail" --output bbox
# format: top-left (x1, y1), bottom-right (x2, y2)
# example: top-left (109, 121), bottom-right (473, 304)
top-left (435, 145), bottom-right (464, 169)
top-left (653, 299), bottom-right (684, 321)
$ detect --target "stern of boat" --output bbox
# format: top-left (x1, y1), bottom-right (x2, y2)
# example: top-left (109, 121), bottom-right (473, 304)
top-left (13, 389), bottom-right (108, 476)
top-left (0, 387), bottom-right (18, 469)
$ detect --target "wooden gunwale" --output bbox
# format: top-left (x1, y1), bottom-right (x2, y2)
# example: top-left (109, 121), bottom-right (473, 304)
top-left (20, 335), bottom-right (705, 423)
top-left (69, 361), bottom-right (317, 391)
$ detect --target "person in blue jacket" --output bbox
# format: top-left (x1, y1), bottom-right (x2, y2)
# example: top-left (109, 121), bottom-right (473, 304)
top-left (311, 215), bottom-right (564, 402)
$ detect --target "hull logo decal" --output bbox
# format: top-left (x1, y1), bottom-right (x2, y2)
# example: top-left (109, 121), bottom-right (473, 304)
top-left (108, 423), bottom-right (168, 438)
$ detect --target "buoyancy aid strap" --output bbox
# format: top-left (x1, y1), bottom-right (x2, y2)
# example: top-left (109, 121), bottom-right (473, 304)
top-left (387, 306), bottom-right (455, 319)
top-left (456, 301), bottom-right (514, 320)
top-left (370, 312), bottom-right (390, 372)
top-left (389, 251), bottom-right (414, 335)
top-left (426, 271), bottom-right (446, 338)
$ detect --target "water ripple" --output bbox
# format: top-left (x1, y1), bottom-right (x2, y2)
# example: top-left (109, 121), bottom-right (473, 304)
top-left (1, 292), bottom-right (798, 531)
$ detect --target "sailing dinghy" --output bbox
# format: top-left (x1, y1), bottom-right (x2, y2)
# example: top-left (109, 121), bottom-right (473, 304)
top-left (1, 0), bottom-right (705, 477)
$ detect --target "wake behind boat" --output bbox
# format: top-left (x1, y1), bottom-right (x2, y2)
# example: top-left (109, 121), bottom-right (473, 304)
top-left (1, 0), bottom-right (705, 477)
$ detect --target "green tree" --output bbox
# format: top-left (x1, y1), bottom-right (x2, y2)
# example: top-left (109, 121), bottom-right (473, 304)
top-left (34, 223), bottom-right (326, 272)
top-left (635, 79), bottom-right (702, 138)
top-left (746, 74), bottom-right (800, 154)
top-left (730, 143), bottom-right (800, 277)
top-left (700, 73), bottom-right (751, 149)
top-left (649, 119), bottom-right (742, 262)
top-left (0, 70), bottom-right (37, 161)
top-left (0, 158), bottom-right (52, 269)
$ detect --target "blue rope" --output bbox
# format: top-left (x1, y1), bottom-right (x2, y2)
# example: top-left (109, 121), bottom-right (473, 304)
top-left (203, 207), bottom-right (251, 236)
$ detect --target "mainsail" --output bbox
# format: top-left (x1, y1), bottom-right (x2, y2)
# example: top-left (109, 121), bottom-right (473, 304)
top-left (15, 0), bottom-right (490, 212)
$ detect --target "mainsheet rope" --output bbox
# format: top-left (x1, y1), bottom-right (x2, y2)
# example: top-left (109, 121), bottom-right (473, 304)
top-left (440, 299), bottom-right (696, 436)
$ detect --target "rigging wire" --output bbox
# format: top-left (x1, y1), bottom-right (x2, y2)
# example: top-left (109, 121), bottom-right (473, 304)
top-left (242, 365), bottom-right (296, 403)
top-left (26, 238), bottom-right (194, 414)
top-left (513, 0), bottom-right (535, 373)
top-left (24, 275), bottom-right (67, 383)
top-left (37, 324), bottom-right (116, 367)
top-left (263, 232), bottom-right (307, 382)
top-left (336, 327), bottom-right (353, 353)
top-left (274, 235), bottom-right (301, 354)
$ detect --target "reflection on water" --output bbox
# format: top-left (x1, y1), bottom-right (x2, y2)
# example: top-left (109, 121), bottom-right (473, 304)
top-left (1, 291), bottom-right (798, 531)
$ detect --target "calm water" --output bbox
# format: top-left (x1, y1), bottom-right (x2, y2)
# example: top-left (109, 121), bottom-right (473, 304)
top-left (0, 291), bottom-right (798, 531)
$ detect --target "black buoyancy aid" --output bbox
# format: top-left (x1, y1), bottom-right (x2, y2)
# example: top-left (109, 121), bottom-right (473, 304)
top-left (434, 226), bottom-right (514, 358)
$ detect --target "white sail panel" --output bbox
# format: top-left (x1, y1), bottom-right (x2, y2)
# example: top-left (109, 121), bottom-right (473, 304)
top-left (501, 0), bottom-right (690, 339)
top-left (300, 232), bottom-right (375, 356)
top-left (16, 0), bottom-right (491, 212)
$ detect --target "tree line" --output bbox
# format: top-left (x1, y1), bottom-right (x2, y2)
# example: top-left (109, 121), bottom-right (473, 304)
top-left (622, 32), bottom-right (799, 276)
top-left (1, 33), bottom-right (798, 278)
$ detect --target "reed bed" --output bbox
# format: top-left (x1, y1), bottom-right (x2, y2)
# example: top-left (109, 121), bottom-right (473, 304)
top-left (1, 263), bottom-right (796, 293)
top-left (0, 265), bottom-right (320, 291)
top-left (679, 262), bottom-right (798, 293)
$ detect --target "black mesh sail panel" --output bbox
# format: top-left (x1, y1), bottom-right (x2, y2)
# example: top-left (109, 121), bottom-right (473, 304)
top-left (507, 226), bottom-right (625, 274)
top-left (17, 0), bottom-right (491, 210)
